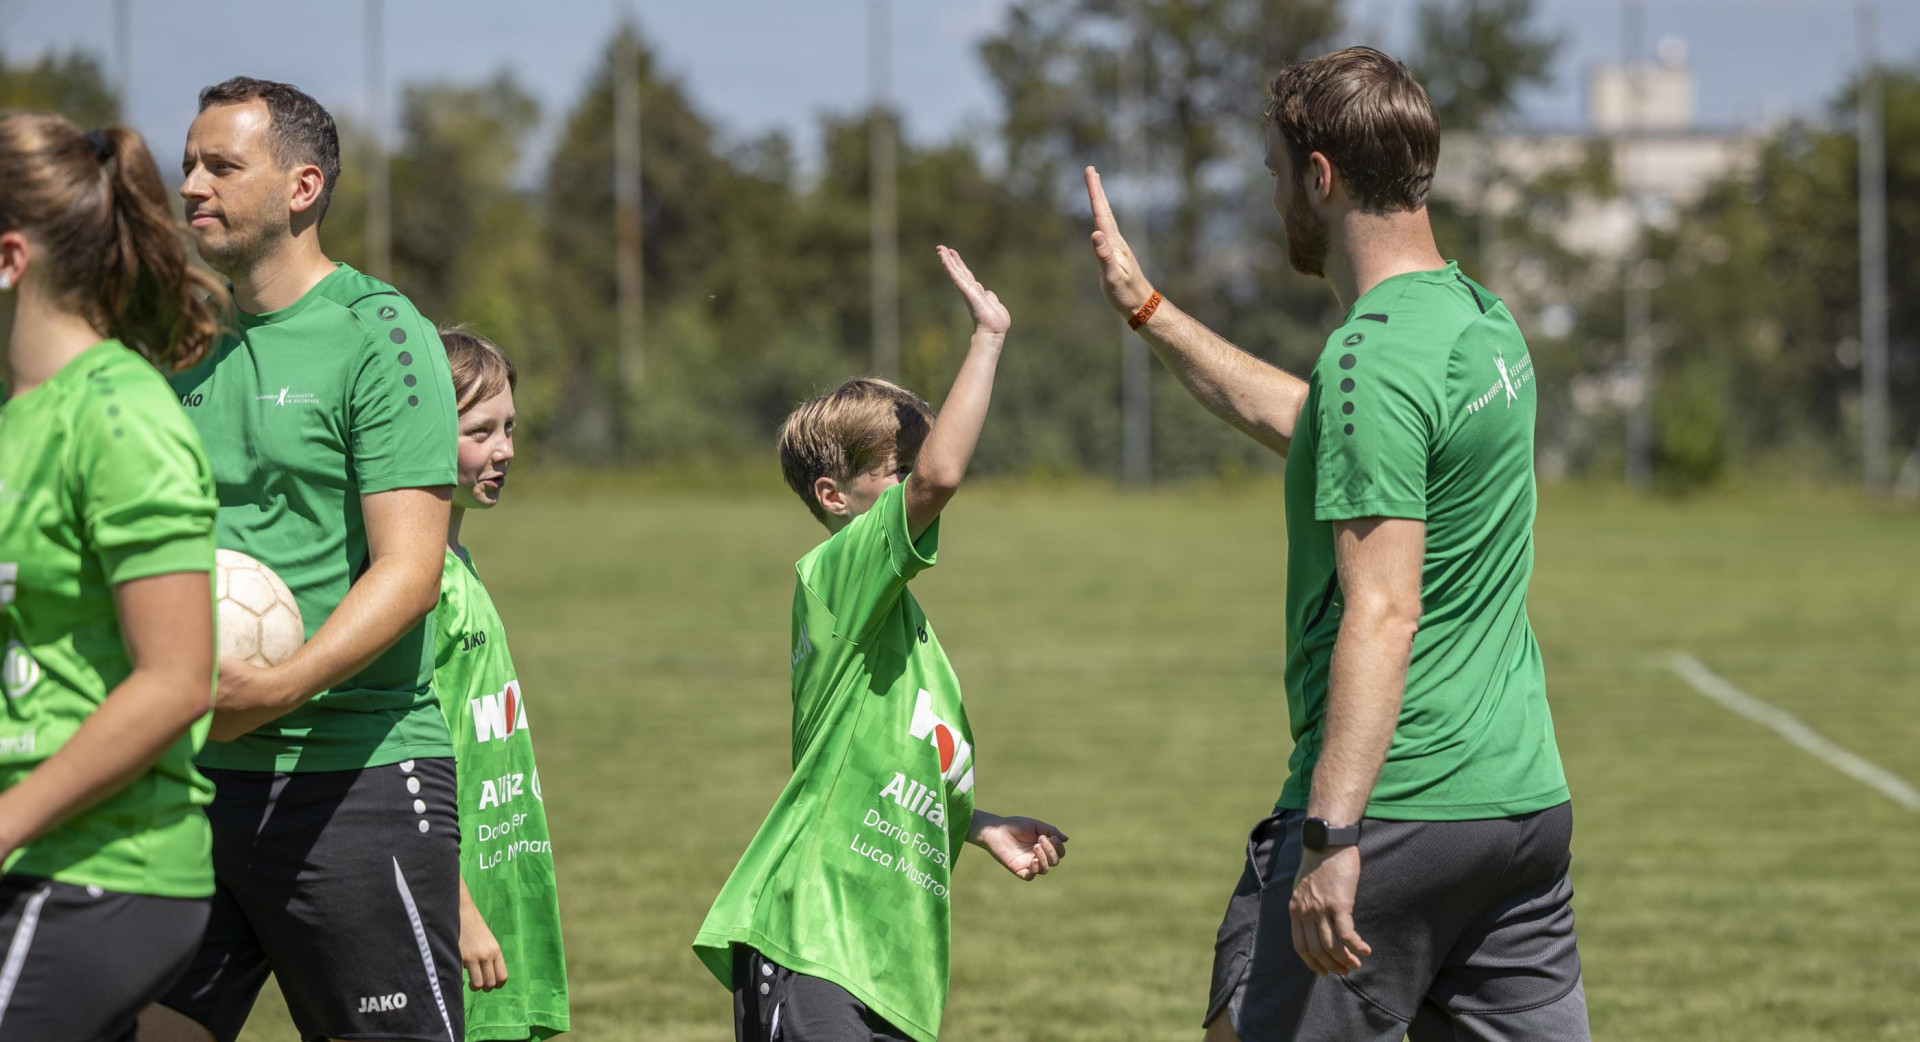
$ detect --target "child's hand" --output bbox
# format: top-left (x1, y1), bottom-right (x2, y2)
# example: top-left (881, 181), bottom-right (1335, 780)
top-left (969, 810), bottom-right (1068, 881)
top-left (937, 245), bottom-right (1011, 340)
top-left (459, 880), bottom-right (509, 991)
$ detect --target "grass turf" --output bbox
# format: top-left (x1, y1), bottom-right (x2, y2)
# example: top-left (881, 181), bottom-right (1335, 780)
top-left (236, 483), bottom-right (1920, 1040)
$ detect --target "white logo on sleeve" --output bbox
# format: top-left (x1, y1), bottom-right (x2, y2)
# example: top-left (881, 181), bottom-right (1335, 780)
top-left (1468, 350), bottom-right (1535, 415)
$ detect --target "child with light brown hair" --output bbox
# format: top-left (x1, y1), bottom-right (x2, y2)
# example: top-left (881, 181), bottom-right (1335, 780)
top-left (694, 247), bottom-right (1068, 1042)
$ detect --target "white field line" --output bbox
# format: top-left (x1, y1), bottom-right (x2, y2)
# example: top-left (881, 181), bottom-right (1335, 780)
top-left (1667, 652), bottom-right (1920, 813)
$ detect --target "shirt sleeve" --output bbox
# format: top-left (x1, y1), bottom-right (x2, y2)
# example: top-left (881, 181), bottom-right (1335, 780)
top-left (1313, 336), bottom-right (1440, 522)
top-left (801, 481), bottom-right (939, 643)
top-left (348, 311), bottom-right (457, 494)
top-left (72, 366), bottom-right (218, 584)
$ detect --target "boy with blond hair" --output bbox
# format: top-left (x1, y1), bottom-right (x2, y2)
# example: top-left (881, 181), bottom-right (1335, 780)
top-left (694, 247), bottom-right (1067, 1042)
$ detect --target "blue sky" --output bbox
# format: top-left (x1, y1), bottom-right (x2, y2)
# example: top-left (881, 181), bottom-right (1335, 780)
top-left (3, 0), bottom-right (1914, 174)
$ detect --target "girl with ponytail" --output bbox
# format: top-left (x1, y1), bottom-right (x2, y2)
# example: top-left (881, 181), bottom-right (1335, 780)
top-left (0, 111), bottom-right (224, 1038)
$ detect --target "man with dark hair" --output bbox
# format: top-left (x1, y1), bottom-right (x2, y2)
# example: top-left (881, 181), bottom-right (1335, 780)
top-left (1084, 46), bottom-right (1588, 1041)
top-left (140, 77), bottom-right (466, 1042)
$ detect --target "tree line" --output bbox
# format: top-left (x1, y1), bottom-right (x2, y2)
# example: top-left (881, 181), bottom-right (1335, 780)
top-left (2, 0), bottom-right (1913, 488)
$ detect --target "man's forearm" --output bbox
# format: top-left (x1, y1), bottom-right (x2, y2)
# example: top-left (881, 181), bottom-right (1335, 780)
top-left (1308, 609), bottom-right (1414, 825)
top-left (211, 555), bottom-right (439, 734)
top-left (1135, 299), bottom-right (1308, 456)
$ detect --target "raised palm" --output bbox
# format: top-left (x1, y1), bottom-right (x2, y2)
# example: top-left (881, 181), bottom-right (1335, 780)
top-left (937, 245), bottom-right (1011, 337)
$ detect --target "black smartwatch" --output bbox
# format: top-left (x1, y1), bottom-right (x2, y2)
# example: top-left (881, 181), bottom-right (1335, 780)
top-left (1301, 817), bottom-right (1361, 852)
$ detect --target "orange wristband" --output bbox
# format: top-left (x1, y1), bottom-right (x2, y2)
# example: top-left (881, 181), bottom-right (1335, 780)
top-left (1127, 290), bottom-right (1163, 330)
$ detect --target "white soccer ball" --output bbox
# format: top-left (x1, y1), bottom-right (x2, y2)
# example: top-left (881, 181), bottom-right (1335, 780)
top-left (215, 549), bottom-right (304, 668)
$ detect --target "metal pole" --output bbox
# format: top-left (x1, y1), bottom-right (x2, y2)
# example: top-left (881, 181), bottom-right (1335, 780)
top-left (1120, 11), bottom-right (1151, 486)
top-left (112, 0), bottom-right (130, 119)
top-left (1623, 0), bottom-right (1653, 489)
top-left (614, 11), bottom-right (646, 451)
top-left (1858, 0), bottom-right (1890, 490)
top-left (364, 0), bottom-right (390, 279)
top-left (869, 0), bottom-right (900, 381)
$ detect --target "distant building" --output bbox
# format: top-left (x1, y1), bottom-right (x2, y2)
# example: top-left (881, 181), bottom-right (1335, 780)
top-left (1433, 36), bottom-right (1764, 262)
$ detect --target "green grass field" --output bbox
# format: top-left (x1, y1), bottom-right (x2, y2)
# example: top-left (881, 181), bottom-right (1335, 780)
top-left (238, 483), bottom-right (1920, 1041)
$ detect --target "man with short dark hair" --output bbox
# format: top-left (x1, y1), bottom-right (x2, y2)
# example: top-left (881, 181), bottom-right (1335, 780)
top-left (1084, 47), bottom-right (1588, 1041)
top-left (140, 77), bottom-right (465, 1042)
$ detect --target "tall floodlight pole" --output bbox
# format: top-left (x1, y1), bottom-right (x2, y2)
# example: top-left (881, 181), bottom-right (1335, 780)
top-left (112, 0), bottom-right (131, 118)
top-left (615, 10), bottom-right (646, 452)
top-left (1858, 0), bottom-right (1890, 490)
top-left (1119, 11), bottom-right (1151, 486)
top-left (869, 0), bottom-right (900, 381)
top-left (1622, 0), bottom-right (1653, 489)
top-left (365, 0), bottom-right (390, 280)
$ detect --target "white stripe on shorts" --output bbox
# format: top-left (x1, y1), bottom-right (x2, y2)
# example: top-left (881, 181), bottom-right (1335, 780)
top-left (0, 884), bottom-right (53, 1030)
top-left (392, 857), bottom-right (457, 1042)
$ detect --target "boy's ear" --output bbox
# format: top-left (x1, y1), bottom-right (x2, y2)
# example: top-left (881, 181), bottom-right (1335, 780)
top-left (814, 475), bottom-right (850, 518)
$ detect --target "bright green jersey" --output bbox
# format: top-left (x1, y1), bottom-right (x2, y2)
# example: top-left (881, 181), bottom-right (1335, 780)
top-left (434, 549), bottom-right (569, 1041)
top-left (1279, 262), bottom-right (1569, 821)
top-left (0, 340), bottom-right (216, 897)
top-left (169, 264), bottom-right (458, 772)
top-left (695, 482), bottom-right (976, 1042)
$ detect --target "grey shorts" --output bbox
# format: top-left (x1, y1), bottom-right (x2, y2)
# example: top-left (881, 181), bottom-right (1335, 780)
top-left (159, 760), bottom-right (464, 1042)
top-left (732, 946), bottom-right (912, 1042)
top-left (0, 877), bottom-right (207, 1042)
top-left (1208, 802), bottom-right (1588, 1042)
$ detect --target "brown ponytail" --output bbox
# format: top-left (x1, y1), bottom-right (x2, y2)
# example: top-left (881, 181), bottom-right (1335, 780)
top-left (0, 112), bottom-right (227, 371)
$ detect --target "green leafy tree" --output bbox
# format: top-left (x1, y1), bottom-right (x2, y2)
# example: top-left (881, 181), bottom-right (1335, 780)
top-left (0, 50), bottom-right (117, 126)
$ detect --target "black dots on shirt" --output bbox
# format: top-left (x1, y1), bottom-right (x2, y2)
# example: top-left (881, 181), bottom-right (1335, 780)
top-left (398, 352), bottom-right (413, 366)
top-left (390, 328), bottom-right (407, 345)
top-left (404, 374), bottom-right (417, 388)
top-left (407, 395), bottom-right (420, 407)
top-left (1336, 348), bottom-right (1358, 433)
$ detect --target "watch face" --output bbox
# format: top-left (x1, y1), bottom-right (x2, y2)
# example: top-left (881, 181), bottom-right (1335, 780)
top-left (1302, 818), bottom-right (1327, 851)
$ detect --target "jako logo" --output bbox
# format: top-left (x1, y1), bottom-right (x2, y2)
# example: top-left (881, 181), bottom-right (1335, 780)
top-left (909, 689), bottom-right (975, 794)
top-left (357, 993), bottom-right (408, 1013)
top-left (472, 680), bottom-right (529, 743)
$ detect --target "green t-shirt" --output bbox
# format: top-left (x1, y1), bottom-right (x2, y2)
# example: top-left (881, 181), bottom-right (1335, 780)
top-left (1279, 262), bottom-right (1569, 821)
top-left (694, 482), bottom-right (976, 1042)
top-left (434, 548), bottom-right (569, 1041)
top-left (0, 340), bottom-right (216, 897)
top-left (168, 264), bottom-right (458, 772)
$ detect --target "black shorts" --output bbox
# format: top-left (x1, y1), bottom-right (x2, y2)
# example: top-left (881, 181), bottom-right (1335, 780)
top-left (0, 876), bottom-right (207, 1042)
top-left (1208, 803), bottom-right (1589, 1041)
top-left (732, 946), bottom-right (912, 1042)
top-left (158, 759), bottom-right (463, 1042)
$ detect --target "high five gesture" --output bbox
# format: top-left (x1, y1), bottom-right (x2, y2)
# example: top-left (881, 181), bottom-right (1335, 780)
top-left (1082, 166), bottom-right (1308, 456)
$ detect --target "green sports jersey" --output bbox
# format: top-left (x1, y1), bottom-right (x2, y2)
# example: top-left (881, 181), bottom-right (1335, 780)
top-left (434, 548), bottom-right (569, 1041)
top-left (0, 339), bottom-right (216, 897)
top-left (169, 263), bottom-right (458, 772)
top-left (1279, 262), bottom-right (1569, 821)
top-left (695, 481), bottom-right (976, 1042)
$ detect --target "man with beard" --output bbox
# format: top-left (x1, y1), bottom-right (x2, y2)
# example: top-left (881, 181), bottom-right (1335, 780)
top-left (1084, 47), bottom-right (1587, 1042)
top-left (141, 78), bottom-right (465, 1042)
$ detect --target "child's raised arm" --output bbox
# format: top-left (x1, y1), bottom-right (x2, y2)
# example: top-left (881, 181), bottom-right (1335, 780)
top-left (904, 245), bottom-right (1011, 539)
